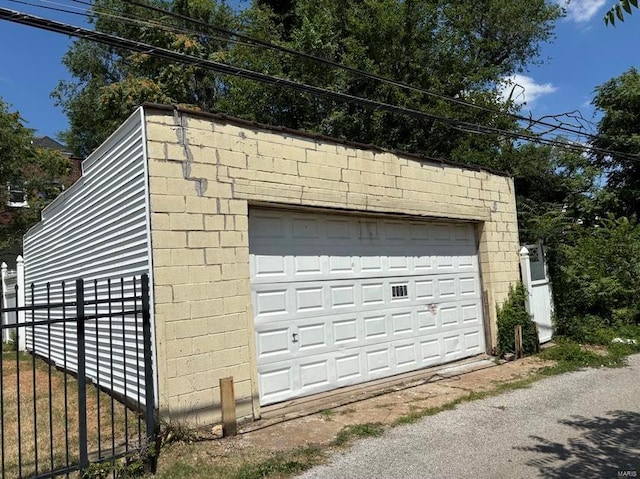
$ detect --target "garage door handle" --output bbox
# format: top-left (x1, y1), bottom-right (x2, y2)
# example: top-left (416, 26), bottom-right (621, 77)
top-left (292, 333), bottom-right (298, 343)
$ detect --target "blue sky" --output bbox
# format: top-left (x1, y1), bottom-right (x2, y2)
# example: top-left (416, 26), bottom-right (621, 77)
top-left (0, 0), bottom-right (638, 142)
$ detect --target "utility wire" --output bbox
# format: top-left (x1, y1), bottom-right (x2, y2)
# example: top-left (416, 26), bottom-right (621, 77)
top-left (24, 0), bottom-right (603, 142)
top-left (0, 7), bottom-right (635, 162)
top-left (7, 0), bottom-right (244, 45)
top-left (117, 0), bottom-right (601, 142)
top-left (36, 0), bottom-right (599, 142)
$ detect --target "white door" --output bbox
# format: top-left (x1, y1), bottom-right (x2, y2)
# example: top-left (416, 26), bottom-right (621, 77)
top-left (249, 209), bottom-right (485, 405)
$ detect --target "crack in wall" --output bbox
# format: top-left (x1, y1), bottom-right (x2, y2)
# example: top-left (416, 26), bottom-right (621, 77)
top-left (173, 108), bottom-right (208, 197)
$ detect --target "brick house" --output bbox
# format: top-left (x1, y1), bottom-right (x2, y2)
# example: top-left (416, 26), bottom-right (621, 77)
top-left (23, 104), bottom-right (521, 425)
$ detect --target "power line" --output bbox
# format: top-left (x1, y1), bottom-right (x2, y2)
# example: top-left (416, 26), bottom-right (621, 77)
top-left (32, 0), bottom-right (599, 142)
top-left (0, 7), bottom-right (636, 162)
top-left (117, 0), bottom-right (601, 142)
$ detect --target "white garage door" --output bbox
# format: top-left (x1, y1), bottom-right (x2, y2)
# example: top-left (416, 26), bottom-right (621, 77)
top-left (249, 209), bottom-right (485, 405)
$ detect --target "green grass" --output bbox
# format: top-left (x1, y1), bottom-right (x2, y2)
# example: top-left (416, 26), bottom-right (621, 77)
top-left (233, 447), bottom-right (324, 479)
top-left (333, 423), bottom-right (385, 446)
top-left (154, 446), bottom-right (326, 479)
top-left (318, 409), bottom-right (335, 421)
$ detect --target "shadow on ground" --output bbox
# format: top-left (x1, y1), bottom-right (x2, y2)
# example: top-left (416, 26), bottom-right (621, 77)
top-left (516, 410), bottom-right (640, 478)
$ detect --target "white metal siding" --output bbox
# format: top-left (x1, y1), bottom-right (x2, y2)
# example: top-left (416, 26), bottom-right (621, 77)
top-left (250, 209), bottom-right (485, 405)
top-left (23, 110), bottom-right (151, 404)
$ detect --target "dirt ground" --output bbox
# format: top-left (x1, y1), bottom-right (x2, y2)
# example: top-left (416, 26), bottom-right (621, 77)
top-left (155, 354), bottom-right (555, 474)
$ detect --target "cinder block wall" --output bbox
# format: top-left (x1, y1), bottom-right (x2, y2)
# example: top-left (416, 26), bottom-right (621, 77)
top-left (143, 106), bottom-right (520, 425)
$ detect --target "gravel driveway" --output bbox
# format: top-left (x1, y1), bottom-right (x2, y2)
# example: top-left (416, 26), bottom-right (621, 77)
top-left (299, 354), bottom-right (640, 479)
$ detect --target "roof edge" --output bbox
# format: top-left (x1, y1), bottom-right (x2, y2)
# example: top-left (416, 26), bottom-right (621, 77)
top-left (141, 102), bottom-right (511, 178)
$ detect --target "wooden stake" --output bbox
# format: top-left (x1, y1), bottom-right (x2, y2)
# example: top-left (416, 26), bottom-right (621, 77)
top-left (220, 377), bottom-right (237, 437)
top-left (515, 325), bottom-right (523, 359)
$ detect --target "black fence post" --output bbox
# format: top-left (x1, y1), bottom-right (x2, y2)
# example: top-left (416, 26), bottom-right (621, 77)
top-left (141, 274), bottom-right (158, 472)
top-left (75, 278), bottom-right (89, 472)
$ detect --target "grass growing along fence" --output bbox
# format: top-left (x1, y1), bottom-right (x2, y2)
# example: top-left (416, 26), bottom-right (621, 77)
top-left (0, 351), bottom-right (142, 478)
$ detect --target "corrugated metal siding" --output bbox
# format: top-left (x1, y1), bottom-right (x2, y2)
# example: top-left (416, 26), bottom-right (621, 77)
top-left (23, 110), bottom-right (151, 405)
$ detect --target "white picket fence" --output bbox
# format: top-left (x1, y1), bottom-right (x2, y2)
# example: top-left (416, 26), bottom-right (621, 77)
top-left (1, 256), bottom-right (26, 350)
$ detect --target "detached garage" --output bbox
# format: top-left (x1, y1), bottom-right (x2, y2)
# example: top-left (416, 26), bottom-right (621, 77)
top-left (24, 104), bottom-right (521, 425)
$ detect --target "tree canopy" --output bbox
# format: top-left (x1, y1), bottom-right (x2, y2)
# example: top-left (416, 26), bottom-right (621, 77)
top-left (592, 67), bottom-right (640, 216)
top-left (0, 98), bottom-right (71, 250)
top-left (54, 0), bottom-right (562, 167)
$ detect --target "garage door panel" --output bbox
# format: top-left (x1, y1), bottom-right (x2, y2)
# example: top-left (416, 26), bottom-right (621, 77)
top-left (420, 338), bottom-right (441, 362)
top-left (444, 334), bottom-right (463, 357)
top-left (295, 286), bottom-right (325, 312)
top-left (259, 367), bottom-right (293, 403)
top-left (297, 322), bottom-right (328, 351)
top-left (418, 309), bottom-right (437, 331)
top-left (394, 343), bottom-right (418, 368)
top-left (299, 360), bottom-right (331, 391)
top-left (250, 209), bottom-right (485, 405)
top-left (464, 331), bottom-right (482, 354)
top-left (335, 354), bottom-right (361, 382)
top-left (462, 303), bottom-right (482, 324)
top-left (252, 276), bottom-right (481, 323)
top-left (333, 318), bottom-right (358, 345)
top-left (257, 330), bottom-right (482, 404)
top-left (294, 255), bottom-right (322, 275)
top-left (252, 255), bottom-right (287, 279)
top-left (364, 314), bottom-right (387, 339)
top-left (391, 311), bottom-right (413, 335)
top-left (256, 302), bottom-right (479, 365)
top-left (366, 348), bottom-right (392, 374)
top-left (254, 289), bottom-right (289, 317)
top-left (256, 328), bottom-right (292, 358)
top-left (330, 284), bottom-right (356, 308)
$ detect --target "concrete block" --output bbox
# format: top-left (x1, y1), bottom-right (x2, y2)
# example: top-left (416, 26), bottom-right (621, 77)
top-left (170, 248), bottom-right (204, 266)
top-left (153, 266), bottom-right (189, 284)
top-left (169, 213), bottom-right (204, 231)
top-left (153, 231), bottom-right (187, 249)
top-left (187, 231), bottom-right (220, 248)
top-left (151, 195), bottom-right (186, 213)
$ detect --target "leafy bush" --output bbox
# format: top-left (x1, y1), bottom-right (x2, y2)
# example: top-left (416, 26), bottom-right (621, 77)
top-left (555, 315), bottom-right (616, 344)
top-left (496, 283), bottom-right (539, 355)
top-left (552, 215), bottom-right (640, 337)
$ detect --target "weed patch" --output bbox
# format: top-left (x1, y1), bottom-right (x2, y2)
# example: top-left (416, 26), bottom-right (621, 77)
top-left (334, 423), bottom-right (385, 446)
top-left (155, 445), bottom-right (325, 479)
top-left (318, 409), bottom-right (334, 421)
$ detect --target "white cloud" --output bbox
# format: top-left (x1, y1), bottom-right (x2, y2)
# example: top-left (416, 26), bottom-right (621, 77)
top-left (499, 74), bottom-right (558, 106)
top-left (561, 0), bottom-right (607, 23)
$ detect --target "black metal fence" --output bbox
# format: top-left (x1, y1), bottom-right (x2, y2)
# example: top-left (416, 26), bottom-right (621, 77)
top-left (0, 274), bottom-right (157, 478)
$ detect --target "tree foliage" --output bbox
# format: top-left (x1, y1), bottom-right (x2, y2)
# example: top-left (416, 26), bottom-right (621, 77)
top-left (604, 0), bottom-right (639, 26)
top-left (553, 216), bottom-right (640, 333)
top-left (55, 0), bottom-right (562, 165)
top-left (591, 67), bottom-right (640, 216)
top-left (0, 98), bottom-right (71, 249)
top-left (499, 143), bottom-right (601, 244)
top-left (52, 0), bottom-right (237, 157)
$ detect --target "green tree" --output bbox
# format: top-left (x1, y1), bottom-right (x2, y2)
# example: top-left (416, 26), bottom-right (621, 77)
top-left (0, 98), bottom-right (71, 249)
top-left (53, 0), bottom-right (237, 157)
top-left (553, 215), bottom-right (640, 332)
top-left (56, 0), bottom-right (562, 165)
top-left (604, 0), bottom-right (639, 25)
top-left (220, 0), bottom-right (562, 168)
top-left (503, 143), bottom-right (601, 244)
top-left (591, 68), bottom-right (640, 216)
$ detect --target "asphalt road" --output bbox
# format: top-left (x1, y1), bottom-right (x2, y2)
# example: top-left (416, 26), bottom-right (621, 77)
top-left (299, 354), bottom-right (640, 479)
